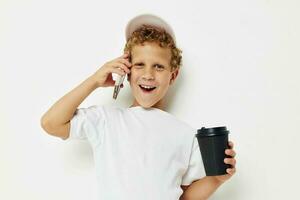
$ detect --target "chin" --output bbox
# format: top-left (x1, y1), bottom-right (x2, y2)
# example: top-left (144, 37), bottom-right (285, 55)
top-left (137, 102), bottom-right (155, 108)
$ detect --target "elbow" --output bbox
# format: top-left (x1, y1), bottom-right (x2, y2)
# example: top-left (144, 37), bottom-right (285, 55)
top-left (40, 116), bottom-right (54, 135)
top-left (40, 116), bottom-right (48, 131)
top-left (40, 116), bottom-right (70, 140)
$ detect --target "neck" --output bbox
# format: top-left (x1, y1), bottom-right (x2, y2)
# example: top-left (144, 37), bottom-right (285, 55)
top-left (130, 100), bottom-right (165, 111)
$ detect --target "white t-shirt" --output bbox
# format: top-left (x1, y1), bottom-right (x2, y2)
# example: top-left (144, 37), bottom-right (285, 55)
top-left (66, 105), bottom-right (205, 200)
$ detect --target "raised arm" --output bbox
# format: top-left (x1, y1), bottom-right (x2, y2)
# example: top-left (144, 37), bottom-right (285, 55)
top-left (40, 75), bottom-right (99, 140)
top-left (40, 52), bottom-right (132, 140)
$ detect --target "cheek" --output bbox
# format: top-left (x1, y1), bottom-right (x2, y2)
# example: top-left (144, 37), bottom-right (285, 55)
top-left (127, 73), bottom-right (138, 85)
top-left (128, 70), bottom-right (140, 81)
top-left (159, 75), bottom-right (172, 86)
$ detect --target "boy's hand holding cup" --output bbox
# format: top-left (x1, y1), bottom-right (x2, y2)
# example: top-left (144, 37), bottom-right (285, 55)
top-left (196, 126), bottom-right (237, 183)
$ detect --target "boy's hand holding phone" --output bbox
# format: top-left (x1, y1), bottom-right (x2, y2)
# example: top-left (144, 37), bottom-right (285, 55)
top-left (91, 53), bottom-right (132, 88)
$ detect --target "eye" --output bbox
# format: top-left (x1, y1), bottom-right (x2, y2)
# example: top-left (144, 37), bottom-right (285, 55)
top-left (155, 64), bottom-right (164, 70)
top-left (134, 63), bottom-right (144, 68)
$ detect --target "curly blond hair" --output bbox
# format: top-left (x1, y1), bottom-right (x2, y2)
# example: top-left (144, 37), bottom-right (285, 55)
top-left (123, 25), bottom-right (182, 72)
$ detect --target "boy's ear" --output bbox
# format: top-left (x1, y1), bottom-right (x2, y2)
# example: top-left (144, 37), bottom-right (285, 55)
top-left (169, 68), bottom-right (179, 85)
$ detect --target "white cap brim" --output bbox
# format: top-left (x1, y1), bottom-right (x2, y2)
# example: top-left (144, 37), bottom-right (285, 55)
top-left (125, 13), bottom-right (176, 44)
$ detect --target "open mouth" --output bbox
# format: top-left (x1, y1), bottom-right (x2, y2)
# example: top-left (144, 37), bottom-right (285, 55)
top-left (139, 85), bottom-right (157, 93)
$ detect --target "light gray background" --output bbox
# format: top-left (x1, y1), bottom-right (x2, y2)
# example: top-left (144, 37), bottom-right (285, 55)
top-left (1, 0), bottom-right (299, 199)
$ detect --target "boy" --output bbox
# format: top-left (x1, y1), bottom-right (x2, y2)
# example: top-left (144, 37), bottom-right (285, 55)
top-left (41, 14), bottom-right (237, 200)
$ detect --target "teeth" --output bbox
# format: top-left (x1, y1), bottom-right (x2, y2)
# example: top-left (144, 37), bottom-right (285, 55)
top-left (140, 85), bottom-right (156, 89)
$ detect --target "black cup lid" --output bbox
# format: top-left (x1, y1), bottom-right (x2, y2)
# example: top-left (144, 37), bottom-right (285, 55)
top-left (197, 126), bottom-right (229, 137)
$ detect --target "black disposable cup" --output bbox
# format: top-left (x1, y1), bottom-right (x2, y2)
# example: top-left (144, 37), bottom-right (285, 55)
top-left (196, 126), bottom-right (231, 176)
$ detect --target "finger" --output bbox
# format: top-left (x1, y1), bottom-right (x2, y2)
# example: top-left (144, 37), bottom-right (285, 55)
top-left (112, 67), bottom-right (126, 76)
top-left (114, 64), bottom-right (129, 74)
top-left (123, 52), bottom-right (130, 58)
top-left (228, 141), bottom-right (234, 148)
top-left (225, 149), bottom-right (236, 157)
top-left (118, 59), bottom-right (132, 70)
top-left (224, 158), bottom-right (236, 166)
top-left (226, 167), bottom-right (236, 175)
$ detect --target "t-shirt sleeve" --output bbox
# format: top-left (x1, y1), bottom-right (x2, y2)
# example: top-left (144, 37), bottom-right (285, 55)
top-left (65, 105), bottom-right (105, 147)
top-left (181, 135), bottom-right (206, 185)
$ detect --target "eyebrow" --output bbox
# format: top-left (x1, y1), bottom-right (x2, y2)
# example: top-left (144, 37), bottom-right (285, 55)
top-left (133, 62), bottom-right (166, 68)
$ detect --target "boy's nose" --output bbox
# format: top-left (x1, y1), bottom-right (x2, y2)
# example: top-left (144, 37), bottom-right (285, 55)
top-left (141, 75), bottom-right (155, 81)
top-left (141, 68), bottom-right (155, 80)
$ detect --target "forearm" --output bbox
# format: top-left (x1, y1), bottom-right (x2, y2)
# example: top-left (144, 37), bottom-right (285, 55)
top-left (41, 75), bottom-right (98, 127)
top-left (181, 177), bottom-right (223, 200)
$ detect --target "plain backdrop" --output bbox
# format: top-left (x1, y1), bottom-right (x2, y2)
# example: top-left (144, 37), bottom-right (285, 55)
top-left (1, 0), bottom-right (299, 199)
